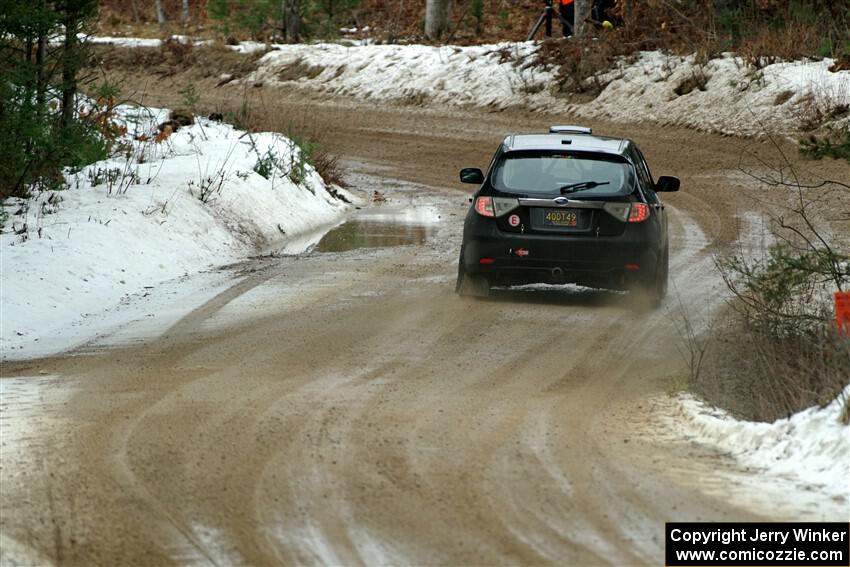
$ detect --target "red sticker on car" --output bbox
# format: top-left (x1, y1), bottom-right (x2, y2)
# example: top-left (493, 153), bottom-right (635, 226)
top-left (508, 214), bottom-right (521, 227)
top-left (514, 248), bottom-right (529, 257)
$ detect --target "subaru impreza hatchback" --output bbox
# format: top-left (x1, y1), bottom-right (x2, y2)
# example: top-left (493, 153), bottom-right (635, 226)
top-left (455, 126), bottom-right (679, 306)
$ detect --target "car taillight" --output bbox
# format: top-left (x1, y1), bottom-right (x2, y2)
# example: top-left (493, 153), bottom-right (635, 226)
top-left (474, 197), bottom-right (495, 217)
top-left (492, 197), bottom-right (519, 216)
top-left (474, 196), bottom-right (519, 218)
top-left (627, 203), bottom-right (650, 223)
top-left (603, 202), bottom-right (631, 221)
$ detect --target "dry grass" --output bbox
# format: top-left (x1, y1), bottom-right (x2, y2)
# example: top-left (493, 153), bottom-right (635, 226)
top-left (276, 58), bottom-right (326, 81)
top-left (536, 34), bottom-right (629, 97)
top-left (686, 140), bottom-right (850, 422)
top-left (93, 41), bottom-right (266, 80)
top-left (793, 86), bottom-right (850, 132)
top-left (95, 0), bottom-right (849, 63)
top-left (737, 21), bottom-right (823, 69)
top-left (87, 45), bottom-right (349, 191)
top-left (692, 315), bottom-right (849, 422)
top-left (201, 89), bottom-right (348, 189)
top-left (310, 151), bottom-right (348, 189)
top-left (86, 43), bottom-right (359, 187)
top-left (532, 0), bottom-right (848, 96)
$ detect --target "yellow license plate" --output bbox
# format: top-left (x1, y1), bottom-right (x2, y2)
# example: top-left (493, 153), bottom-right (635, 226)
top-left (543, 210), bottom-right (579, 227)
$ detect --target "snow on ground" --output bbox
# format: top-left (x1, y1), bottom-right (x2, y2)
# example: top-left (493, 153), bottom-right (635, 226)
top-left (82, 35), bottom-right (849, 135)
top-left (673, 212), bottom-right (847, 518)
top-left (1, 105), bottom-right (352, 360)
top-left (668, 386), bottom-right (850, 520)
top-left (246, 42), bottom-right (848, 136)
top-left (250, 41), bottom-right (551, 109)
top-left (646, 209), bottom-right (849, 519)
top-left (85, 35), bottom-right (170, 48)
top-left (573, 51), bottom-right (850, 136)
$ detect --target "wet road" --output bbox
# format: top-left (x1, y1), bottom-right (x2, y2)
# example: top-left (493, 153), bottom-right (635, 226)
top-left (3, 98), bottom-right (845, 565)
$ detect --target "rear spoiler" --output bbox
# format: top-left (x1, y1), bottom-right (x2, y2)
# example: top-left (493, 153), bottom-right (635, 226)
top-left (549, 125), bottom-right (592, 135)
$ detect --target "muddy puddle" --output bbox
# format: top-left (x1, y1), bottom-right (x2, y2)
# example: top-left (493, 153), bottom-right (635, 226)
top-left (272, 207), bottom-right (441, 255)
top-left (314, 219), bottom-right (431, 252)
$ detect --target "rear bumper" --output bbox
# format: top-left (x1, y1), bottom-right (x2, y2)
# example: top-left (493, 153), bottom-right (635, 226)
top-left (462, 221), bottom-right (660, 289)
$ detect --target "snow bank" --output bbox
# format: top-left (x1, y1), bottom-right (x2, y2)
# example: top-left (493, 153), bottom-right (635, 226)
top-left (573, 51), bottom-right (850, 136)
top-left (246, 42), bottom-right (848, 135)
top-left (672, 386), bottom-right (850, 518)
top-left (1, 105), bottom-right (351, 359)
top-left (249, 41), bottom-right (552, 109)
top-left (83, 34), bottom-right (267, 51)
top-left (85, 35), bottom-right (170, 48)
top-left (82, 35), bottom-right (849, 135)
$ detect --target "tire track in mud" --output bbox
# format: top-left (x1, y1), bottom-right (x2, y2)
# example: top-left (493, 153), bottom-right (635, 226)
top-left (244, 210), bottom-right (704, 565)
top-left (255, 293), bottom-right (522, 564)
top-left (1, 99), bottom-right (806, 565)
top-left (90, 245), bottom-right (511, 565)
top-left (116, 251), bottom-right (447, 565)
top-left (1, 204), bottom-right (742, 566)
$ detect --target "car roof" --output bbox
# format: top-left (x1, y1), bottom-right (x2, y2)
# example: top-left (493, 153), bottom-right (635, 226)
top-left (502, 133), bottom-right (630, 156)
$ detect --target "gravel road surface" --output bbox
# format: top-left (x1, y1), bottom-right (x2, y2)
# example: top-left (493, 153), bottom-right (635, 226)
top-left (3, 97), bottom-right (843, 566)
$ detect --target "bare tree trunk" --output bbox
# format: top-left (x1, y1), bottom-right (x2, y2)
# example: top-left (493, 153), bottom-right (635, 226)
top-left (129, 0), bottom-right (140, 24)
top-left (61, 7), bottom-right (79, 128)
top-left (36, 33), bottom-right (47, 109)
top-left (284, 0), bottom-right (300, 42)
top-left (181, 0), bottom-right (189, 26)
top-left (573, 0), bottom-right (587, 36)
top-left (155, 0), bottom-right (167, 28)
top-left (425, 0), bottom-right (452, 39)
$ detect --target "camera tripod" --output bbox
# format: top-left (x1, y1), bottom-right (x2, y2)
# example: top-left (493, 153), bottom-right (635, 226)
top-left (526, 0), bottom-right (573, 41)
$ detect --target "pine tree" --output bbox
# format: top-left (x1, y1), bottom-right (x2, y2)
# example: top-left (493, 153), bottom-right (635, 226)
top-left (0, 0), bottom-right (100, 198)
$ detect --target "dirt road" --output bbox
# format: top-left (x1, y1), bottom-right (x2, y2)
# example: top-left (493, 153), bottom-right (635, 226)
top-left (2, 98), bottom-right (843, 565)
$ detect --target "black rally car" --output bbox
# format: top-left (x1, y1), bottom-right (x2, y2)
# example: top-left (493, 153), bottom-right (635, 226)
top-left (456, 126), bottom-right (679, 306)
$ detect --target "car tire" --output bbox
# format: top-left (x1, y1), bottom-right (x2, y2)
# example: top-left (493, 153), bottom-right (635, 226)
top-left (458, 273), bottom-right (491, 298)
top-left (454, 249), bottom-right (466, 293)
top-left (647, 247), bottom-right (669, 308)
top-left (633, 248), bottom-right (667, 309)
top-left (456, 249), bottom-right (490, 298)
top-left (659, 246), bottom-right (669, 299)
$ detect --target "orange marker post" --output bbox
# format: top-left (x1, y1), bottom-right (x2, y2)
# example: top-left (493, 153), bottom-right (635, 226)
top-left (836, 292), bottom-right (850, 335)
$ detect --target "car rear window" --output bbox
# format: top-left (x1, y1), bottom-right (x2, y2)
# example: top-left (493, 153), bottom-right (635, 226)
top-left (492, 151), bottom-right (634, 196)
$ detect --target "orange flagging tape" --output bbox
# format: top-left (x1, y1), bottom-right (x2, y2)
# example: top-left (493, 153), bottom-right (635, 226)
top-left (836, 291), bottom-right (850, 334)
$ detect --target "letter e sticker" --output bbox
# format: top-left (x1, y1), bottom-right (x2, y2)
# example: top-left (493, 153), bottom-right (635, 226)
top-left (508, 214), bottom-right (521, 227)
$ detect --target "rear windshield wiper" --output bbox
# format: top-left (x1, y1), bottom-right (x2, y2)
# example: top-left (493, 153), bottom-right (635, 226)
top-left (559, 181), bottom-right (610, 194)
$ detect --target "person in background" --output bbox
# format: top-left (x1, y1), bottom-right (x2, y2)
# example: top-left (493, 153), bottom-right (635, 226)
top-left (559, 0), bottom-right (575, 37)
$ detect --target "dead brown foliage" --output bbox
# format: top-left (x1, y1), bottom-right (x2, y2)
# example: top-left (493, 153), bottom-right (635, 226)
top-left (738, 21), bottom-right (822, 69)
top-left (205, 91), bottom-right (348, 189)
top-left (536, 38), bottom-right (609, 96)
top-left (276, 58), bottom-right (326, 81)
top-left (693, 317), bottom-right (850, 422)
top-left (93, 41), bottom-right (266, 79)
top-left (98, 0), bottom-right (202, 28)
top-left (95, 0), bottom-right (848, 67)
top-left (315, 154), bottom-right (350, 194)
